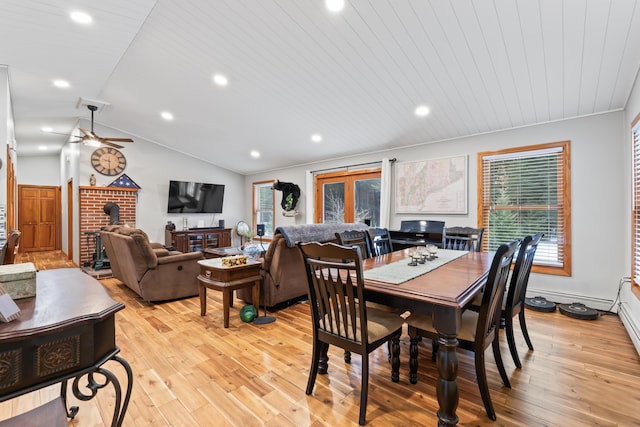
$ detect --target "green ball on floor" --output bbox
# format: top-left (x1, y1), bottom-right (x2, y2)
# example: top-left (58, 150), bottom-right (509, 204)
top-left (240, 304), bottom-right (257, 322)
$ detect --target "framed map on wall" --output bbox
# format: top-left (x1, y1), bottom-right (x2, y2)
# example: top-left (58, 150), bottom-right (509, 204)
top-left (395, 155), bottom-right (467, 214)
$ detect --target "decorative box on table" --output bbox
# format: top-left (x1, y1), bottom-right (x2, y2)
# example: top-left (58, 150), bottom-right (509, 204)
top-left (0, 262), bottom-right (37, 299)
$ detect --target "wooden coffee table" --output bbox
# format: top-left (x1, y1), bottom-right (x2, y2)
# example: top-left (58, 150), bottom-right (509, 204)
top-left (197, 258), bottom-right (262, 328)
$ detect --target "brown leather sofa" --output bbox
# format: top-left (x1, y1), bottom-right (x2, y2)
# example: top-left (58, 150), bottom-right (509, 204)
top-left (101, 225), bottom-right (203, 301)
top-left (238, 223), bottom-right (369, 307)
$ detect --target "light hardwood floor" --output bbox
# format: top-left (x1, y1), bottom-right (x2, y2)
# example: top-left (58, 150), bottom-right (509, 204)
top-left (2, 251), bottom-right (640, 426)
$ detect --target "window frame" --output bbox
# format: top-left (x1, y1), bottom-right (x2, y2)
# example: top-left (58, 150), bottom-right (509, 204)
top-left (478, 140), bottom-right (571, 276)
top-left (252, 180), bottom-right (275, 240)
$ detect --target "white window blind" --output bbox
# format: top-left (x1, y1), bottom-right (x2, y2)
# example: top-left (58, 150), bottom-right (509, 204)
top-left (253, 181), bottom-right (274, 237)
top-left (632, 119), bottom-right (640, 284)
top-left (479, 141), bottom-right (571, 276)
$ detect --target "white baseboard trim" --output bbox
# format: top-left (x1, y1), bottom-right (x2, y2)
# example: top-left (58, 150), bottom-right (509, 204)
top-left (619, 302), bottom-right (640, 356)
top-left (526, 288), bottom-right (615, 312)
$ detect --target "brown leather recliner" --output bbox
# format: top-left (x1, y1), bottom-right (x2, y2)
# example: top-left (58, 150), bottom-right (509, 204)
top-left (101, 226), bottom-right (202, 302)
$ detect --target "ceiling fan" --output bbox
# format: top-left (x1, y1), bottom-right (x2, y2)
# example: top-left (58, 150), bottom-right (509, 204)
top-left (70, 105), bottom-right (134, 149)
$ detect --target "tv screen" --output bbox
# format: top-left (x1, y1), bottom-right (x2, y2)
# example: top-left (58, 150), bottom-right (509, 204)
top-left (167, 180), bottom-right (225, 213)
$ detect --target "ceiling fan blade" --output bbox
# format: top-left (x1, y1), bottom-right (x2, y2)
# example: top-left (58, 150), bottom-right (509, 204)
top-left (102, 137), bottom-right (134, 143)
top-left (99, 140), bottom-right (124, 149)
top-left (79, 128), bottom-right (93, 137)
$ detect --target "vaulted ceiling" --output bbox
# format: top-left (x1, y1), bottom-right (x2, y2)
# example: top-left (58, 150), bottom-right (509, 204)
top-left (3, 0), bottom-right (640, 175)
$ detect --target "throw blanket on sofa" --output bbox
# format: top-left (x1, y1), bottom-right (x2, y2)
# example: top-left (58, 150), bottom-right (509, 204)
top-left (276, 223), bottom-right (369, 247)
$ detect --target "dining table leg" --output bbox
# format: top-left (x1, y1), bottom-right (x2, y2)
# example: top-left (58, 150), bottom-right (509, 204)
top-left (433, 307), bottom-right (461, 426)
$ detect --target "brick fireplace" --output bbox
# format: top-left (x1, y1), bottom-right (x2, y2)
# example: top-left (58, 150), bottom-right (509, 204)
top-left (79, 186), bottom-right (137, 267)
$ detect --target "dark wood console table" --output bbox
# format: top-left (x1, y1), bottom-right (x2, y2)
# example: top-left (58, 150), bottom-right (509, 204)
top-left (0, 268), bottom-right (132, 426)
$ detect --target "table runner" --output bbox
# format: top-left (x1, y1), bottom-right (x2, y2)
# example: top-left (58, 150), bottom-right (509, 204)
top-left (364, 249), bottom-right (468, 284)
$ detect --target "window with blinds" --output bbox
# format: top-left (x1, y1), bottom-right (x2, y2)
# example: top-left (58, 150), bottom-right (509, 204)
top-left (478, 140), bottom-right (571, 276)
top-left (253, 180), bottom-right (275, 238)
top-left (632, 115), bottom-right (640, 285)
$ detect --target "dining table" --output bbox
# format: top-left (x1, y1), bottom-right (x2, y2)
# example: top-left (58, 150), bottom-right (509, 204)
top-left (362, 248), bottom-right (494, 426)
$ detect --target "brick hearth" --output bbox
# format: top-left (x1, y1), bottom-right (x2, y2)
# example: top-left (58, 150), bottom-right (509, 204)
top-left (79, 186), bottom-right (137, 266)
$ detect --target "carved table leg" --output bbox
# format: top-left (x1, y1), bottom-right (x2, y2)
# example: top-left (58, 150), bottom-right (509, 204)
top-left (436, 334), bottom-right (459, 426)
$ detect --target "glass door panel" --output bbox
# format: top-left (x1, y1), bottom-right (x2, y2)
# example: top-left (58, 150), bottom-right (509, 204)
top-left (323, 182), bottom-right (345, 223)
top-left (354, 178), bottom-right (380, 226)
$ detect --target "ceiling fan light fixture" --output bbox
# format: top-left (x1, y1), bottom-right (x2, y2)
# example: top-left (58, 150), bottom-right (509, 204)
top-left (84, 139), bottom-right (101, 148)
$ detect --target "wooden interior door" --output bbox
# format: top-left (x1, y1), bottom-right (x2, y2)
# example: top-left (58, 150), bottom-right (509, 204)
top-left (18, 185), bottom-right (60, 252)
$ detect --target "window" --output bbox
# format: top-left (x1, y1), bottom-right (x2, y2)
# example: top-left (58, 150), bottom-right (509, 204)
top-left (314, 169), bottom-right (381, 225)
top-left (478, 141), bottom-right (571, 276)
top-left (632, 114), bottom-right (640, 285)
top-left (253, 181), bottom-right (274, 239)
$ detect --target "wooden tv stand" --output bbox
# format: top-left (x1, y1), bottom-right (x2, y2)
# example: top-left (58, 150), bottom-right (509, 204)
top-left (169, 227), bottom-right (231, 253)
top-left (0, 269), bottom-right (132, 426)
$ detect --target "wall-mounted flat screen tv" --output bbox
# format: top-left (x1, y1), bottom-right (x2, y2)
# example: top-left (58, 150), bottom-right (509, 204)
top-left (167, 180), bottom-right (225, 213)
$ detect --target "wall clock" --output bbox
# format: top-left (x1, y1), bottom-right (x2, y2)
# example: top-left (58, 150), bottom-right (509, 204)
top-left (91, 147), bottom-right (127, 176)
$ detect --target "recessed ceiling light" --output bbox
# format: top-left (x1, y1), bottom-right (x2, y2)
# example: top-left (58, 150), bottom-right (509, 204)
top-left (41, 126), bottom-right (53, 132)
top-left (70, 11), bottom-right (93, 24)
top-left (213, 74), bottom-right (228, 87)
top-left (326, 0), bottom-right (345, 13)
top-left (161, 111), bottom-right (174, 121)
top-left (53, 79), bottom-right (70, 88)
top-left (415, 105), bottom-right (430, 117)
top-left (311, 134), bottom-right (322, 143)
top-left (250, 150), bottom-right (260, 158)
top-left (38, 146), bottom-right (48, 151)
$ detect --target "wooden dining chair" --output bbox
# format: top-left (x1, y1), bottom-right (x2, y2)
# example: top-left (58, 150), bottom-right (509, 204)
top-left (4, 231), bottom-right (21, 265)
top-left (338, 228), bottom-right (397, 363)
top-left (335, 230), bottom-right (372, 259)
top-left (299, 242), bottom-right (404, 426)
top-left (503, 233), bottom-right (543, 368)
top-left (407, 239), bottom-right (519, 421)
top-left (367, 227), bottom-right (394, 256)
top-left (441, 227), bottom-right (484, 252)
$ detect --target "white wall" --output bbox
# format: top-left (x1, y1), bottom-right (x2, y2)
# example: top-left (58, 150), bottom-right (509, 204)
top-left (17, 155), bottom-right (60, 185)
top-left (246, 112), bottom-right (627, 311)
top-left (621, 70), bottom-right (640, 354)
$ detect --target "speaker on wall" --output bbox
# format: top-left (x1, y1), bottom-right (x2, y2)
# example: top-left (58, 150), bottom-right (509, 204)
top-left (257, 224), bottom-right (265, 237)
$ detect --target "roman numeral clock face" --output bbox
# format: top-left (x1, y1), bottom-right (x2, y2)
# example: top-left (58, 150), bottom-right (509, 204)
top-left (91, 147), bottom-right (127, 176)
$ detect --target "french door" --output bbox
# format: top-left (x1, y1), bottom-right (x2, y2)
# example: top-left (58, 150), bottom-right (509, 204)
top-left (314, 169), bottom-right (381, 225)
